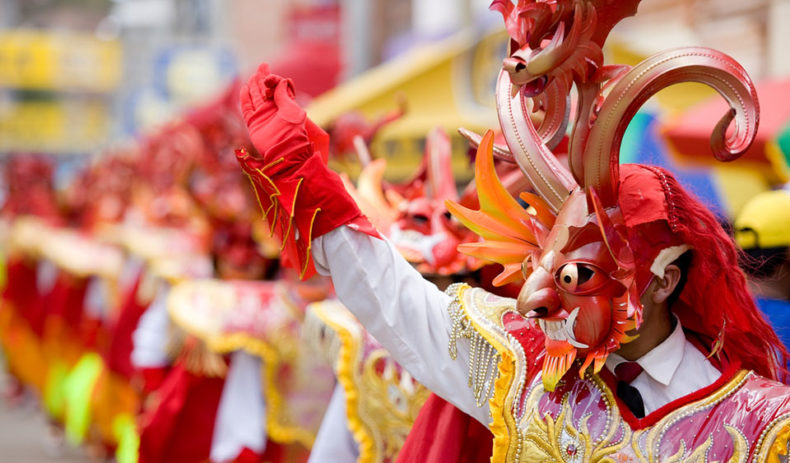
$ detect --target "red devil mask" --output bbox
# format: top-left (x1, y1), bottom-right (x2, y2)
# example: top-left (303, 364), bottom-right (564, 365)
top-left (449, 0), bottom-right (760, 391)
top-left (343, 128), bottom-right (481, 276)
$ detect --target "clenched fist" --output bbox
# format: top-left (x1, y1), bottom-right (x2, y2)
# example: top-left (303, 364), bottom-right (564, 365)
top-left (236, 63), bottom-right (375, 278)
top-left (240, 64), bottom-right (327, 167)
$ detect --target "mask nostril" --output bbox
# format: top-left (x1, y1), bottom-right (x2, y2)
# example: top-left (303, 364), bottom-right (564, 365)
top-left (527, 307), bottom-right (548, 318)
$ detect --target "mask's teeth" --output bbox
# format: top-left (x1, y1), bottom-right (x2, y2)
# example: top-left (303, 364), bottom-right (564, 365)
top-left (563, 307), bottom-right (589, 349)
top-left (539, 319), bottom-right (568, 342)
top-left (564, 307), bottom-right (590, 349)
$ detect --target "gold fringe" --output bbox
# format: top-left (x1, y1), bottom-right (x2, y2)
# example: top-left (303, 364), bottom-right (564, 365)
top-left (446, 283), bottom-right (499, 408)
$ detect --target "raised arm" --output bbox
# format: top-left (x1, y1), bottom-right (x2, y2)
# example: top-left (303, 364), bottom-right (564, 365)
top-left (312, 227), bottom-right (490, 424)
top-left (237, 65), bottom-right (491, 425)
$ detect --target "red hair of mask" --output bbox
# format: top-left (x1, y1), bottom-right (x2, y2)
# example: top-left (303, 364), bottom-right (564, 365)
top-left (618, 164), bottom-right (788, 382)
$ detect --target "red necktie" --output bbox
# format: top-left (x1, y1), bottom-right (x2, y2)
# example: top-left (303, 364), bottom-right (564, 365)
top-left (614, 361), bottom-right (643, 383)
top-left (614, 361), bottom-right (645, 418)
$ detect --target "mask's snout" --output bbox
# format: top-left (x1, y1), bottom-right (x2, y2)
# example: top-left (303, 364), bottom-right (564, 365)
top-left (517, 266), bottom-right (561, 318)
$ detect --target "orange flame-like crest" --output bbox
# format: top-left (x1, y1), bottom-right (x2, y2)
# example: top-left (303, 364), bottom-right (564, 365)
top-left (446, 131), bottom-right (555, 286)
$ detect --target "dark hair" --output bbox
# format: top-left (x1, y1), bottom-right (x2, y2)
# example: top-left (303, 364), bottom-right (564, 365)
top-left (740, 246), bottom-right (788, 279)
top-left (666, 250), bottom-right (693, 309)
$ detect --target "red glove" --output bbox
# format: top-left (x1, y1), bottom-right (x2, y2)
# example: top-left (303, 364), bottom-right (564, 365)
top-left (237, 64), bottom-right (378, 278)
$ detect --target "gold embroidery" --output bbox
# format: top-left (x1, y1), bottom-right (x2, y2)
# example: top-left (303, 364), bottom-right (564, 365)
top-left (359, 348), bottom-right (430, 460)
top-left (632, 371), bottom-right (750, 462)
top-left (754, 413), bottom-right (790, 463)
top-left (507, 372), bottom-right (629, 462)
top-left (445, 284), bottom-right (524, 462)
top-left (168, 279), bottom-right (332, 447)
top-left (311, 300), bottom-right (429, 463)
top-left (451, 285), bottom-right (765, 463)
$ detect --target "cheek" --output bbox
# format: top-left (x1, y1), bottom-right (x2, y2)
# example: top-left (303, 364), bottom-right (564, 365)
top-left (565, 296), bottom-right (613, 346)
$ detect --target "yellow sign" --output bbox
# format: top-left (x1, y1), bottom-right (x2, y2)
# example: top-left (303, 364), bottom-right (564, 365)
top-left (0, 100), bottom-right (110, 153)
top-left (0, 30), bottom-right (122, 92)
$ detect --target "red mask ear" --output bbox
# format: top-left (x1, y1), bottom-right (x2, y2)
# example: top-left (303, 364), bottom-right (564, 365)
top-left (588, 187), bottom-right (634, 282)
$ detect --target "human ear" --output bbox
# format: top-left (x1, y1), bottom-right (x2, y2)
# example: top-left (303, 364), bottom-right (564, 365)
top-left (650, 263), bottom-right (682, 304)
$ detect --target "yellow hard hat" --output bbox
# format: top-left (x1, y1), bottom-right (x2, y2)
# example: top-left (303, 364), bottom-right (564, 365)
top-left (734, 189), bottom-right (790, 249)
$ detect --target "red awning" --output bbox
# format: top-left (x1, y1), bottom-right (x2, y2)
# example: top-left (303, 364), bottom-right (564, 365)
top-left (663, 79), bottom-right (790, 176)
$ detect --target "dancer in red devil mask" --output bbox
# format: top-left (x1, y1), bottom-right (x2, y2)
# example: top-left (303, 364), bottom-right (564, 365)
top-left (236, 1), bottom-right (790, 460)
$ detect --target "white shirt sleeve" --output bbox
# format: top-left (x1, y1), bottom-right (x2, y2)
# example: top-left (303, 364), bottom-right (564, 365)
top-left (131, 285), bottom-right (172, 368)
top-left (308, 384), bottom-right (359, 463)
top-left (312, 226), bottom-right (491, 426)
top-left (210, 351), bottom-right (267, 462)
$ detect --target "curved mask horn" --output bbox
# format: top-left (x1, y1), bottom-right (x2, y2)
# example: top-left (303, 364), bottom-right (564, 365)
top-left (582, 47), bottom-right (760, 207)
top-left (496, 70), bottom-right (579, 213)
top-left (425, 128), bottom-right (458, 202)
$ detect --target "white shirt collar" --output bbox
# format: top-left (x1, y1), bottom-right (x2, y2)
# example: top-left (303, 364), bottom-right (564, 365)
top-left (605, 316), bottom-right (685, 386)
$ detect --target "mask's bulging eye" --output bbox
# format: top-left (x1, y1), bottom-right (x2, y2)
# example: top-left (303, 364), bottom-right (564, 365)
top-left (556, 262), bottom-right (601, 294)
top-left (558, 263), bottom-right (578, 291)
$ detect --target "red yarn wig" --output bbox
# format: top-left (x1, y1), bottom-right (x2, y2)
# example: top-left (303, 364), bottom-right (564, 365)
top-left (623, 164), bottom-right (789, 382)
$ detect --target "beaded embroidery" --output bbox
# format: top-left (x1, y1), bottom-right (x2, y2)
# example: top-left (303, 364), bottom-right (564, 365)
top-left (447, 283), bottom-right (790, 462)
top-left (447, 283), bottom-right (501, 408)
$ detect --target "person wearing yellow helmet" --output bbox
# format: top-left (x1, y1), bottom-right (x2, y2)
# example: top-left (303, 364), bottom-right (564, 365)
top-left (735, 188), bottom-right (790, 351)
